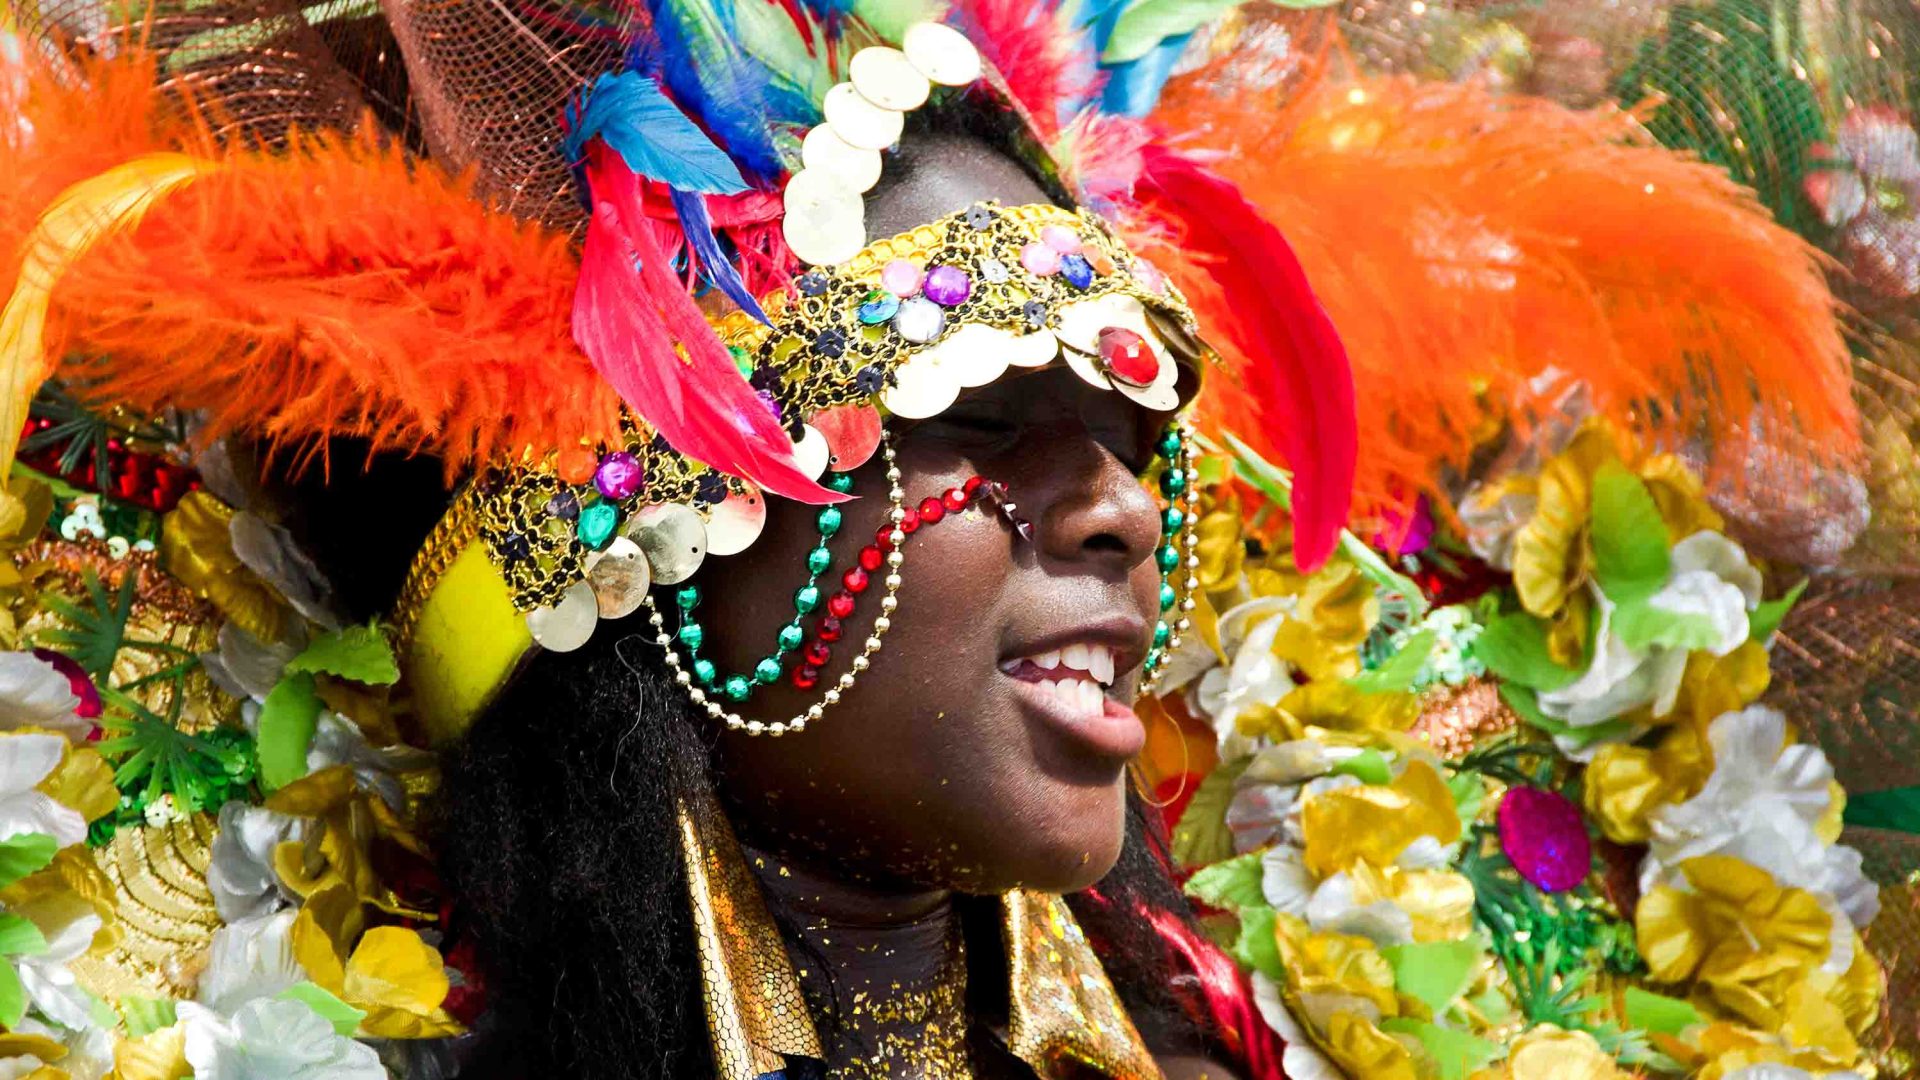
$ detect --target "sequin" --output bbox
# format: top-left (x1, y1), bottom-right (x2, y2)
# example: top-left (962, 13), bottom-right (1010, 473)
top-left (526, 581), bottom-right (598, 652)
top-left (902, 20), bottom-right (983, 85)
top-left (628, 503), bottom-right (708, 585)
top-left (791, 425), bottom-right (831, 479)
top-left (810, 404), bottom-right (883, 470)
top-left (797, 271), bottom-right (830, 296)
top-left (857, 290), bottom-right (901, 325)
top-left (586, 536), bottom-right (651, 619)
top-left (823, 82), bottom-right (904, 151)
top-left (980, 257), bottom-right (1010, 283)
top-left (848, 46), bottom-right (930, 111)
top-left (705, 487), bottom-right (767, 557)
top-left (800, 123), bottom-right (883, 193)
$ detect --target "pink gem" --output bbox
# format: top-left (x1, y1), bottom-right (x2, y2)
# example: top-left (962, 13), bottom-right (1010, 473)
top-left (1496, 786), bottom-right (1592, 893)
top-left (881, 259), bottom-right (923, 297)
top-left (1041, 225), bottom-right (1083, 255)
top-left (1020, 242), bottom-right (1061, 277)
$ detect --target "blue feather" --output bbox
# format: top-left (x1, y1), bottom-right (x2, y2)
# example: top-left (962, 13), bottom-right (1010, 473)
top-left (564, 71), bottom-right (749, 194)
top-left (639, 0), bottom-right (809, 184)
top-left (669, 187), bottom-right (771, 324)
top-left (1100, 31), bottom-right (1193, 118)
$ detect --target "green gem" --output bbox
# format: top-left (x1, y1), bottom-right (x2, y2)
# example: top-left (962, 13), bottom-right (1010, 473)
top-left (807, 546), bottom-right (833, 575)
top-left (576, 503), bottom-right (618, 549)
top-left (724, 675), bottom-right (752, 702)
top-left (1159, 469), bottom-right (1187, 497)
top-left (1156, 545), bottom-right (1180, 573)
top-left (1145, 647), bottom-right (1164, 670)
top-left (1152, 621), bottom-right (1171, 648)
top-left (677, 622), bottom-right (705, 651)
top-left (825, 472), bottom-right (855, 494)
top-left (794, 585), bottom-right (821, 614)
top-left (693, 659), bottom-right (717, 685)
top-left (1162, 508), bottom-right (1185, 534)
top-left (1158, 430), bottom-right (1183, 459)
top-left (676, 585), bottom-right (702, 611)
top-left (754, 657), bottom-right (785, 685)
top-left (816, 506), bottom-right (844, 537)
top-left (729, 345), bottom-right (753, 378)
top-left (778, 624), bottom-right (805, 652)
top-left (1159, 583), bottom-right (1177, 611)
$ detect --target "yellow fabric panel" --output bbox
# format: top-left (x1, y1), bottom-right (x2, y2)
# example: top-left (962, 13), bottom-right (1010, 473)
top-left (403, 542), bottom-right (531, 745)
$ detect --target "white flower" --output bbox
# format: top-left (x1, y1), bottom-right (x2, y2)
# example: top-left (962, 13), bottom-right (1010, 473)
top-left (1194, 597), bottom-right (1299, 757)
top-left (0, 653), bottom-right (90, 742)
top-left (181, 998), bottom-right (385, 1080)
top-left (0, 1016), bottom-right (112, 1080)
top-left (1723, 1067), bottom-right (1866, 1080)
top-left (13, 895), bottom-right (104, 1031)
top-left (1251, 972), bottom-right (1346, 1080)
top-left (1303, 871), bottom-right (1413, 947)
top-left (197, 910), bottom-right (304, 1015)
top-left (307, 713), bottom-right (433, 814)
top-left (202, 623), bottom-right (303, 703)
top-left (0, 733), bottom-right (86, 848)
top-left (206, 802), bottom-right (310, 923)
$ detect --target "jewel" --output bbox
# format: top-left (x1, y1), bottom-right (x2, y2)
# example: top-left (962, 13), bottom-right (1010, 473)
top-left (880, 259), bottom-right (924, 297)
top-left (1152, 621), bottom-right (1171, 648)
top-left (1020, 241), bottom-right (1061, 276)
top-left (1160, 469), bottom-right (1187, 497)
top-left (804, 641), bottom-right (833, 667)
top-left (1497, 786), bottom-right (1591, 893)
top-left (499, 531), bottom-right (532, 564)
top-left (1059, 253), bottom-right (1094, 289)
top-left (850, 46), bottom-right (931, 111)
top-left (825, 471), bottom-right (855, 494)
top-left (778, 624), bottom-right (806, 652)
top-left (963, 476), bottom-right (983, 495)
top-left (917, 496), bottom-right (944, 524)
top-left (858, 546), bottom-right (884, 572)
top-left (628, 503), bottom-right (708, 585)
top-left (899, 507), bottom-right (921, 534)
top-left (1159, 583), bottom-right (1177, 611)
top-left (892, 296), bottom-right (945, 342)
top-left (902, 20), bottom-right (983, 86)
top-left (843, 567), bottom-right (870, 593)
top-left (1162, 507), bottom-right (1185, 533)
top-left (794, 585), bottom-right (822, 614)
top-left (942, 488), bottom-right (968, 512)
top-left (556, 447), bottom-right (597, 485)
top-left (801, 124), bottom-right (883, 193)
top-left (823, 82), bottom-right (904, 151)
top-left (725, 675), bottom-right (753, 702)
top-left (677, 622), bottom-right (705, 650)
top-left (793, 666), bottom-right (820, 690)
top-left (546, 490), bottom-right (580, 521)
top-left (1156, 545), bottom-right (1180, 572)
top-left (754, 656), bottom-right (786, 685)
top-left (816, 506), bottom-right (844, 537)
top-left (817, 616), bottom-right (844, 643)
top-left (693, 658), bottom-right (717, 685)
top-left (706, 487), bottom-right (767, 557)
top-left (827, 591), bottom-right (856, 619)
top-left (1022, 300), bottom-right (1048, 330)
top-left (593, 451), bottom-right (644, 501)
top-left (677, 585), bottom-right (701, 610)
top-left (1041, 225), bottom-right (1082, 254)
top-left (808, 546), bottom-right (833, 574)
top-left (923, 265), bottom-right (972, 306)
top-left (980, 257), bottom-right (1010, 283)
top-left (782, 168), bottom-right (867, 266)
top-left (588, 536), bottom-right (651, 619)
top-left (694, 471), bottom-right (728, 505)
top-left (576, 503), bottom-right (618, 550)
top-left (857, 289), bottom-right (900, 324)
top-left (527, 581), bottom-right (599, 653)
top-left (1097, 326), bottom-right (1159, 387)
top-left (875, 525), bottom-right (897, 551)
top-left (811, 404), bottom-right (883, 470)
top-left (797, 271), bottom-right (831, 296)
top-left (1087, 248), bottom-right (1115, 276)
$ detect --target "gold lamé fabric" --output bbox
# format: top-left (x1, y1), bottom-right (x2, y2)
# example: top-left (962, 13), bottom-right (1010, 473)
top-left (69, 817), bottom-right (223, 1002)
top-left (1002, 890), bottom-right (1161, 1080)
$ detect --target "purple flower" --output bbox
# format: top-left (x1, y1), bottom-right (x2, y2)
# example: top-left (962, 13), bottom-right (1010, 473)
top-left (1496, 785), bottom-right (1591, 893)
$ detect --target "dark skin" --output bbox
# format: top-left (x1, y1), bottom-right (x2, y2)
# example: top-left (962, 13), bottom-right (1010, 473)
top-left (693, 136), bottom-right (1239, 1080)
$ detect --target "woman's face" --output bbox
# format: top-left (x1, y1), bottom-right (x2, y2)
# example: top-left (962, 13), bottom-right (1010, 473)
top-left (699, 366), bottom-right (1170, 894)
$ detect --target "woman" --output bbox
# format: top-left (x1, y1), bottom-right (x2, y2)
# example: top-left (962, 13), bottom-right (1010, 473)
top-left (0, 3), bottom-right (1348, 1076)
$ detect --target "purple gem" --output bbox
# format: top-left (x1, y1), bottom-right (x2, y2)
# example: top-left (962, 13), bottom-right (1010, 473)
top-left (923, 265), bottom-right (972, 307)
top-left (593, 451), bottom-right (644, 501)
top-left (546, 489), bottom-right (580, 521)
top-left (1496, 786), bottom-right (1592, 893)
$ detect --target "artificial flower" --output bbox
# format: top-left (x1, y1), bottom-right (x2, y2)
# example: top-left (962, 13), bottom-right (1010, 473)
top-left (290, 884), bottom-right (459, 1038)
top-left (1510, 423), bottom-right (1617, 622)
top-left (157, 494), bottom-right (295, 646)
top-left (196, 911), bottom-right (304, 1016)
top-left (1272, 913), bottom-right (1400, 1023)
top-left (1227, 741), bottom-right (1365, 852)
top-left (1583, 721), bottom-right (1713, 844)
top-left (1686, 1020), bottom-right (1868, 1080)
top-left (3, 857), bottom-right (112, 1033)
top-left (111, 1021), bottom-right (192, 1080)
top-left (0, 734), bottom-right (86, 848)
top-left (0, 654), bottom-right (90, 743)
top-left (1195, 597), bottom-right (1297, 758)
top-left (1249, 972), bottom-right (1346, 1080)
top-left (1471, 1024), bottom-right (1630, 1080)
top-left (1804, 106), bottom-right (1920, 299)
top-left (206, 802), bottom-right (310, 923)
top-left (179, 998), bottom-right (385, 1080)
top-left (1300, 760), bottom-right (1461, 877)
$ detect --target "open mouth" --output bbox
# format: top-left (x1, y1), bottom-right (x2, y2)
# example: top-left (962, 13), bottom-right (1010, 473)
top-left (998, 637), bottom-right (1146, 760)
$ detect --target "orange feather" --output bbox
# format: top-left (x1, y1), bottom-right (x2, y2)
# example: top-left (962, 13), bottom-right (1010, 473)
top-left (2, 46), bottom-right (621, 475)
top-left (1154, 71), bottom-right (1859, 523)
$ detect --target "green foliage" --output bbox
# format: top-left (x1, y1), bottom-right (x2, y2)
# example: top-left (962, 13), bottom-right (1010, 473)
top-left (1612, 0), bottom-right (1830, 236)
top-left (0, 958), bottom-right (25, 1028)
top-left (285, 622), bottom-right (400, 685)
top-left (0, 834), bottom-right (58, 889)
top-left (280, 982), bottom-right (366, 1037)
top-left (1611, 600), bottom-right (1725, 653)
top-left (1330, 748), bottom-right (1393, 786)
top-left (1381, 938), bottom-right (1484, 1014)
top-left (1171, 757), bottom-right (1248, 868)
top-left (1351, 629), bottom-right (1438, 694)
top-left (1589, 463), bottom-right (1671, 606)
top-left (1379, 1018), bottom-right (1503, 1080)
top-left (1623, 986), bottom-right (1702, 1036)
top-left (0, 913), bottom-right (48, 958)
top-left (1231, 905), bottom-right (1283, 980)
top-left (1473, 614), bottom-right (1580, 692)
top-left (1184, 851), bottom-right (1267, 911)
top-left (120, 996), bottom-right (180, 1038)
top-left (95, 688), bottom-right (255, 815)
top-left (257, 673), bottom-right (323, 792)
top-left (1748, 578), bottom-right (1808, 642)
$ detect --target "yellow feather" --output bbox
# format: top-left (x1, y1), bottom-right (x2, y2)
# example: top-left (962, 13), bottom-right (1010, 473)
top-left (0, 153), bottom-right (215, 481)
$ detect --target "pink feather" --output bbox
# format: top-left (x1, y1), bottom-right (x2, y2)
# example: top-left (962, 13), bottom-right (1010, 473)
top-left (947, 0), bottom-right (1098, 144)
top-left (573, 145), bottom-right (843, 504)
top-left (1134, 144), bottom-right (1356, 571)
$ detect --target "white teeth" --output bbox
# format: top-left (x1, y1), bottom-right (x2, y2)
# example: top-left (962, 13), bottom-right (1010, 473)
top-left (1033, 649), bottom-right (1060, 671)
top-left (1079, 680), bottom-right (1103, 715)
top-left (1034, 678), bottom-right (1103, 717)
top-left (1090, 646), bottom-right (1114, 686)
top-left (1063, 642), bottom-right (1090, 673)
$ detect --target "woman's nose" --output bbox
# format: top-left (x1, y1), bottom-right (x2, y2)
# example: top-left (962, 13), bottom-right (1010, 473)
top-left (1028, 433), bottom-right (1163, 579)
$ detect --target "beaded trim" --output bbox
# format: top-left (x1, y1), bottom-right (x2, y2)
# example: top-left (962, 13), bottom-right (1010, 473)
top-left (1139, 421), bottom-right (1201, 694)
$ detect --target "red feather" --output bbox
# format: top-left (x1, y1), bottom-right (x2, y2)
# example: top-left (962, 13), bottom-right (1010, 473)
top-left (1134, 144), bottom-right (1356, 571)
top-left (573, 145), bottom-right (842, 505)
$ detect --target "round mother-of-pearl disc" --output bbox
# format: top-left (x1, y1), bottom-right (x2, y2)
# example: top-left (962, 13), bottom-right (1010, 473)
top-left (809, 404), bottom-right (883, 470)
top-left (791, 424), bottom-right (831, 479)
top-left (585, 536), bottom-right (651, 619)
top-left (801, 126), bottom-right (883, 193)
top-left (527, 580), bottom-right (599, 652)
top-left (903, 22), bottom-right (983, 86)
top-left (824, 82), bottom-right (904, 151)
top-left (627, 503), bottom-right (708, 585)
top-left (850, 46), bottom-right (931, 111)
top-left (782, 168), bottom-right (867, 266)
top-left (705, 486), bottom-right (767, 556)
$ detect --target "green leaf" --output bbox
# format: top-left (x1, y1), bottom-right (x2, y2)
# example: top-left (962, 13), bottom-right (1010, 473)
top-left (0, 961), bottom-right (24, 1029)
top-left (120, 995), bottom-right (180, 1038)
top-left (1184, 851), bottom-right (1266, 912)
top-left (1748, 579), bottom-right (1807, 642)
top-left (257, 673), bottom-right (323, 791)
top-left (1447, 771), bottom-right (1485, 827)
top-left (1379, 1018), bottom-right (1502, 1080)
top-left (0, 833), bottom-right (59, 889)
top-left (1623, 986), bottom-right (1702, 1036)
top-left (1330, 748), bottom-right (1393, 786)
top-left (1381, 938), bottom-right (1484, 1014)
top-left (1845, 785), bottom-right (1920, 834)
top-left (1351, 630), bottom-right (1438, 693)
top-left (1611, 598), bottom-right (1726, 653)
top-left (1501, 684), bottom-right (1639, 748)
top-left (1472, 612), bottom-right (1580, 691)
top-left (285, 622), bottom-right (400, 686)
top-left (1231, 905), bottom-right (1283, 980)
top-left (0, 913), bottom-right (47, 957)
top-left (1171, 758), bottom-right (1249, 869)
top-left (1589, 462), bottom-right (1671, 605)
top-left (279, 981), bottom-right (367, 1037)
top-left (1104, 1), bottom-right (1245, 63)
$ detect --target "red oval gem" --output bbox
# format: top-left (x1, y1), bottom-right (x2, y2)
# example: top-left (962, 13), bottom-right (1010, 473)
top-left (1098, 326), bottom-right (1158, 387)
top-left (817, 617), bottom-right (844, 643)
top-left (875, 526), bottom-right (897, 551)
top-left (804, 641), bottom-right (832, 667)
top-left (899, 508), bottom-right (921, 534)
top-left (963, 476), bottom-right (983, 496)
top-left (843, 567), bottom-right (870, 594)
top-left (917, 497), bottom-right (944, 524)
top-left (793, 666), bottom-right (820, 690)
top-left (942, 488), bottom-right (968, 512)
top-left (827, 591), bottom-right (856, 619)
top-left (858, 546), bottom-right (884, 572)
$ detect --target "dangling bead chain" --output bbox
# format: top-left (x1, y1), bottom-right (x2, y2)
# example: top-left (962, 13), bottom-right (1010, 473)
top-left (1138, 421), bottom-right (1200, 696)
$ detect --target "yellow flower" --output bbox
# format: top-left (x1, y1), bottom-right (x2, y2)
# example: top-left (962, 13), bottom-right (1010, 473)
top-left (37, 744), bottom-right (118, 824)
top-left (1639, 453), bottom-right (1727, 540)
top-left (1657, 643), bottom-right (1772, 729)
top-left (1512, 423), bottom-right (1617, 620)
top-left (1322, 1011), bottom-right (1418, 1080)
top-left (1584, 721), bottom-right (1713, 844)
top-left (1340, 860), bottom-right (1477, 943)
top-left (113, 1022), bottom-right (192, 1080)
top-left (158, 492), bottom-right (293, 644)
top-left (1273, 913), bottom-right (1400, 1020)
top-left (1685, 1021), bottom-right (1860, 1080)
top-left (1472, 1024), bottom-right (1630, 1080)
top-left (1636, 856), bottom-right (1833, 1030)
top-left (1269, 679), bottom-right (1421, 742)
top-left (291, 883), bottom-right (462, 1039)
top-left (1301, 760), bottom-right (1461, 877)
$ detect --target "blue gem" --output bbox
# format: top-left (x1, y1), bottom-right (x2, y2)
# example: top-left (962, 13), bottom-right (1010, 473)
top-left (576, 503), bottom-right (617, 550)
top-left (965, 204), bottom-right (995, 229)
top-left (545, 490), bottom-right (580, 521)
top-left (1060, 254), bottom-right (1094, 289)
top-left (857, 290), bottom-right (901, 325)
